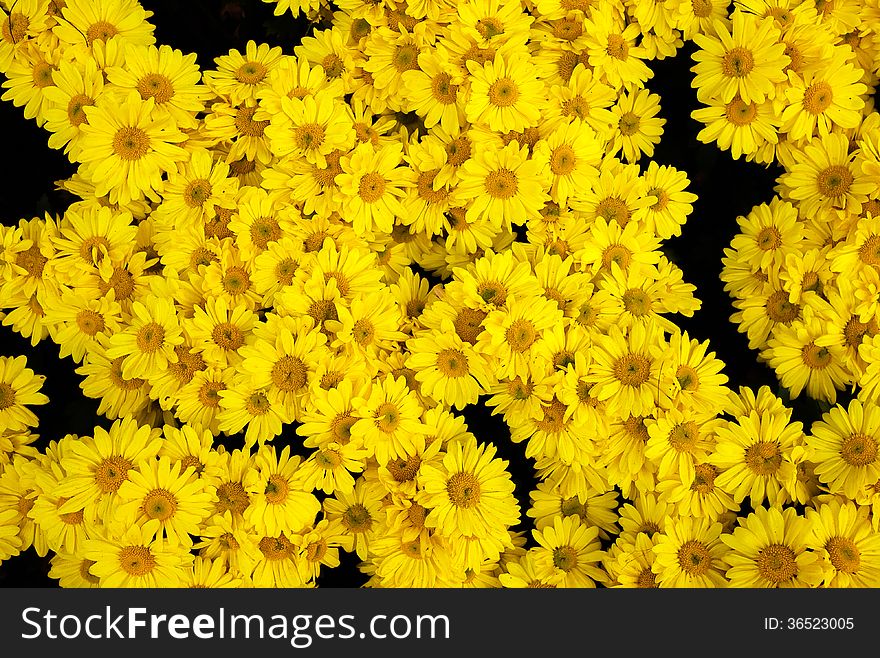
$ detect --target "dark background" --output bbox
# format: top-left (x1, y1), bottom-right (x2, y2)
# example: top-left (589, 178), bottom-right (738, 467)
top-left (0, 1), bottom-right (821, 586)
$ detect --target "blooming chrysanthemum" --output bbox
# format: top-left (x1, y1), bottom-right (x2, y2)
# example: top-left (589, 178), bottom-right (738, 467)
top-left (652, 516), bottom-right (730, 587)
top-left (53, 0), bottom-right (156, 51)
top-left (465, 53), bottom-right (543, 133)
top-left (806, 499), bottom-right (880, 587)
top-left (807, 399), bottom-right (880, 500)
top-left (721, 506), bottom-right (823, 588)
top-left (351, 374), bottom-right (427, 465)
top-left (76, 91), bottom-right (188, 205)
top-left (691, 12), bottom-right (789, 104)
top-left (531, 515), bottom-right (607, 587)
top-left (531, 122), bottom-right (601, 206)
top-left (692, 93), bottom-right (779, 163)
top-left (265, 89), bottom-right (355, 167)
top-left (0, 355), bottom-right (48, 432)
top-left (203, 40), bottom-right (284, 105)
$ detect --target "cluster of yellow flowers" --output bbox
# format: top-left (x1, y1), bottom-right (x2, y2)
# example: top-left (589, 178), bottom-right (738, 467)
top-left (0, 0), bottom-right (879, 588)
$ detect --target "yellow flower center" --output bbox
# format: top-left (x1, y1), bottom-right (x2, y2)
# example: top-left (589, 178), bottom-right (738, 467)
top-left (454, 307), bottom-right (487, 344)
top-left (816, 165), bottom-right (853, 199)
top-left (826, 536), bottom-right (860, 574)
top-left (143, 488), bottom-right (177, 521)
top-left (636, 568), bottom-right (659, 588)
top-left (488, 77), bottom-right (519, 107)
top-left (596, 196), bottom-right (631, 227)
top-left (388, 453), bottom-right (421, 482)
top-left (211, 322), bottom-right (244, 352)
top-left (436, 348), bottom-right (469, 377)
top-left (677, 539), bottom-right (712, 576)
top-left (321, 54), bottom-right (344, 79)
top-left (109, 357), bottom-right (145, 391)
top-left (536, 397), bottom-right (567, 433)
top-left (668, 421), bottom-right (700, 452)
top-left (431, 72), bottom-right (457, 104)
top-left (86, 21), bottom-right (118, 45)
top-left (485, 168), bottom-right (518, 199)
top-left (676, 365), bottom-right (700, 391)
top-left (613, 353), bottom-right (652, 387)
top-left (476, 17), bottom-right (504, 39)
top-left (744, 440), bottom-right (783, 476)
top-left (294, 123), bottom-right (326, 151)
top-left (271, 355), bottom-right (308, 392)
top-left (756, 226), bottom-right (782, 250)
top-left (95, 456), bottom-right (134, 493)
top-left (690, 463), bottom-right (718, 493)
top-left (766, 290), bottom-right (800, 324)
top-left (358, 172), bottom-right (386, 203)
top-left (184, 179), bottom-right (212, 208)
top-left (416, 169), bottom-right (449, 203)
top-left (801, 342), bottom-right (832, 370)
top-left (802, 81), bottom-right (833, 115)
top-left (393, 44), bottom-right (420, 72)
top-left (136, 322), bottom-right (165, 353)
top-left (215, 481), bottom-right (249, 515)
top-left (691, 0), bottom-right (713, 17)
top-left (550, 144), bottom-right (577, 175)
top-left (112, 127), bottom-right (150, 161)
top-left (245, 391), bottom-right (271, 416)
top-left (198, 380), bottom-right (225, 408)
top-left (605, 34), bottom-right (629, 60)
top-left (259, 534), bottom-right (294, 560)
top-left (622, 288), bottom-right (652, 316)
top-left (352, 318), bottom-right (374, 346)
top-left (840, 433), bottom-right (878, 467)
top-left (2, 12), bottom-right (29, 43)
top-left (264, 473), bottom-right (290, 504)
top-left (137, 73), bottom-right (174, 104)
top-left (757, 544), bottom-right (798, 583)
top-left (119, 546), bottom-right (155, 576)
top-left (553, 17), bottom-right (583, 41)
top-left (446, 471), bottom-right (481, 508)
top-left (445, 135), bottom-right (472, 166)
top-left (721, 47), bottom-right (755, 78)
top-left (330, 412), bottom-right (356, 442)
top-left (67, 93), bottom-right (94, 127)
top-left (222, 266), bottom-right (251, 295)
top-left (342, 503), bottom-right (373, 532)
top-left (552, 545), bottom-right (579, 571)
top-left (618, 112), bottom-right (640, 136)
top-left (234, 106), bottom-right (269, 137)
top-left (235, 61), bottom-right (268, 86)
top-left (505, 318), bottom-right (537, 352)
top-left (375, 402), bottom-right (401, 433)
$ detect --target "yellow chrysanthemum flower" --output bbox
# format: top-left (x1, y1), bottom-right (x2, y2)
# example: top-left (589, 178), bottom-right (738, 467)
top-left (652, 515), bottom-right (730, 587)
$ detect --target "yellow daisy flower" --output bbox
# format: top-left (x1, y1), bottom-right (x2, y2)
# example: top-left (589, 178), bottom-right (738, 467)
top-left (532, 121), bottom-right (601, 206)
top-left (610, 86), bottom-right (666, 164)
top-left (351, 374), bottom-right (427, 465)
top-left (204, 40), bottom-right (284, 105)
top-left (117, 456), bottom-right (215, 546)
top-left (265, 88), bottom-right (355, 167)
top-left (691, 11), bottom-right (789, 104)
top-left (84, 521), bottom-right (191, 587)
top-left (652, 515), bottom-right (729, 587)
top-left (0, 355), bottom-right (48, 432)
top-left (692, 92), bottom-right (779, 163)
top-left (584, 6), bottom-right (653, 89)
top-left (806, 498), bottom-right (880, 587)
top-left (465, 52), bottom-right (543, 133)
top-left (531, 515), bottom-right (607, 587)
top-left (77, 90), bottom-right (188, 206)
top-left (105, 295), bottom-right (183, 380)
top-left (53, 0), bottom-right (155, 51)
top-left (322, 477), bottom-right (385, 560)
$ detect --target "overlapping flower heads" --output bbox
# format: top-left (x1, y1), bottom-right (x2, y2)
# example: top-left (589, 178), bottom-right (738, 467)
top-left (0, 0), bottom-right (879, 588)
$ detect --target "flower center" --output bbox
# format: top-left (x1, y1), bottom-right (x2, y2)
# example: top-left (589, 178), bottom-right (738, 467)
top-left (802, 81), bottom-right (833, 115)
top-left (137, 73), bottom-right (174, 104)
top-left (622, 288), bottom-right (652, 316)
top-left (766, 290), bottom-right (800, 324)
top-left (211, 322), bottom-right (244, 351)
top-left (536, 398), bottom-right (567, 433)
top-left (454, 308), bottom-right (487, 344)
top-left (109, 357), bottom-right (145, 390)
top-left (505, 318), bottom-right (537, 352)
top-left (375, 402), bottom-right (401, 433)
top-left (744, 441), bottom-right (782, 476)
top-left (330, 412), bottom-right (356, 442)
top-left (677, 539), bottom-right (712, 576)
top-left (250, 217), bottom-right (281, 250)
top-left (259, 534), bottom-right (294, 560)
top-left (783, 42), bottom-right (804, 73)
top-left (826, 536), bottom-right (860, 574)
top-left (636, 568), bottom-right (659, 588)
top-left (264, 474), bottom-right (290, 505)
top-left (690, 463), bottom-right (718, 493)
top-left (476, 17), bottom-right (504, 39)
top-left (445, 135), bottom-right (472, 166)
top-left (446, 471), bottom-right (481, 508)
top-left (95, 456), bottom-right (133, 493)
top-left (358, 172), bottom-right (386, 203)
top-left (668, 421), bottom-right (700, 452)
top-left (393, 44), bottom-right (419, 72)
top-left (222, 266), bottom-right (251, 295)
top-left (112, 127), bottom-right (150, 161)
top-left (618, 112), bottom-right (640, 136)
top-left (2, 12), bottom-right (29, 43)
top-left (676, 365), bottom-right (700, 391)
top-left (488, 78), bottom-right (519, 107)
top-left (215, 481), bottom-right (249, 515)
top-left (184, 179), bottom-right (212, 208)
top-left (198, 380), bottom-right (225, 407)
top-left (724, 96), bottom-right (757, 126)
top-left (388, 453), bottom-right (421, 482)
top-left (552, 545), bottom-right (579, 571)
top-left (431, 72), bottom-right (457, 104)
top-left (596, 196), bottom-right (631, 226)
top-left (143, 488), bottom-right (177, 521)
top-left (816, 165), bottom-right (853, 199)
top-left (322, 54), bottom-right (344, 79)
top-left (485, 168), bottom-right (518, 199)
top-left (692, 0), bottom-right (713, 17)
top-left (721, 47), bottom-right (755, 78)
top-left (119, 546), bottom-right (155, 576)
top-left (606, 34), bottom-right (629, 60)
top-left (352, 318), bottom-right (374, 346)
top-left (76, 309), bottom-right (105, 336)
top-left (801, 342), bottom-right (832, 369)
top-left (757, 544), bottom-right (799, 583)
top-left (436, 348), bottom-right (469, 377)
top-left (342, 503), bottom-right (373, 532)
top-left (294, 123), bottom-right (325, 151)
top-left (235, 61), bottom-right (268, 86)
top-left (602, 244), bottom-right (633, 270)
top-left (86, 21), bottom-right (118, 45)
top-left (245, 391), bottom-right (271, 416)
top-left (840, 433), bottom-right (878, 467)
top-left (613, 353), bottom-right (652, 387)
top-left (136, 322), bottom-right (165, 353)
top-left (67, 93), bottom-right (94, 127)
top-left (756, 226), bottom-right (782, 250)
top-left (550, 144), bottom-right (577, 175)
top-left (234, 106), bottom-right (269, 137)
top-left (271, 355), bottom-right (308, 392)
top-left (553, 17), bottom-right (583, 41)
